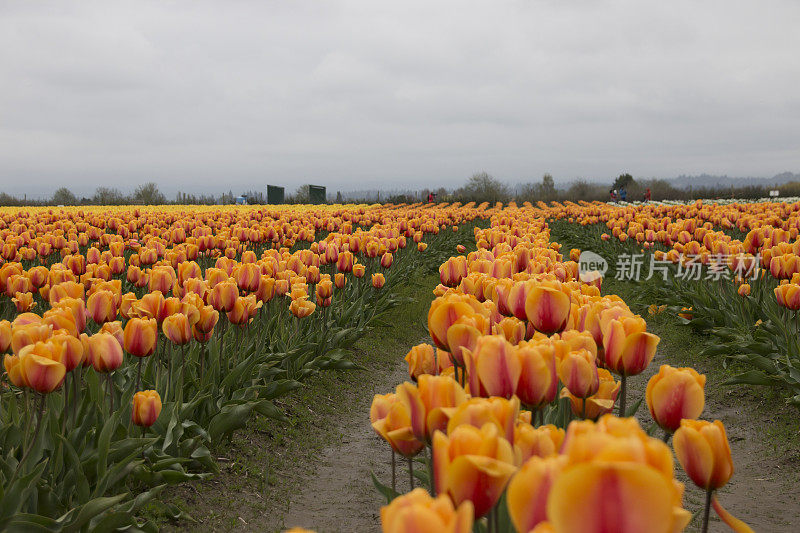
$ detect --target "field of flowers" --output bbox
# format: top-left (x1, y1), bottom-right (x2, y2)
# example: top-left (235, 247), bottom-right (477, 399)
top-left (3, 199), bottom-right (796, 531)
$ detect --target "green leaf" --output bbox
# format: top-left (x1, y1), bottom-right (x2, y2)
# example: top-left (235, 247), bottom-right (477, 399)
top-left (61, 493), bottom-right (127, 533)
top-left (723, 370), bottom-right (785, 387)
top-left (95, 412), bottom-right (119, 485)
top-left (371, 471), bottom-right (400, 504)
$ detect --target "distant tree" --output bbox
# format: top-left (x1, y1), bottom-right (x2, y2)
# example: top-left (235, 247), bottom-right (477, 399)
top-left (293, 184), bottom-right (311, 203)
top-left (132, 182), bottom-right (166, 205)
top-left (540, 173), bottom-right (556, 200)
top-left (613, 173), bottom-right (635, 190)
top-left (336, 191), bottom-right (343, 203)
top-left (457, 172), bottom-right (509, 203)
top-left (93, 187), bottom-right (127, 205)
top-left (52, 187), bottom-right (77, 205)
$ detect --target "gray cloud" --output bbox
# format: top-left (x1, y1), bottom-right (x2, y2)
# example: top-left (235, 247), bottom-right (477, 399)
top-left (1, 0), bottom-right (799, 198)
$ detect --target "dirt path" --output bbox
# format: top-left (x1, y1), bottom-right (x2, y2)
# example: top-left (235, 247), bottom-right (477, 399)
top-left (280, 359), bottom-right (410, 532)
top-left (627, 320), bottom-right (800, 532)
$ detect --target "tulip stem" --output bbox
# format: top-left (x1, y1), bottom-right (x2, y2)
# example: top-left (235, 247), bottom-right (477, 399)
top-left (408, 456), bottom-right (414, 490)
top-left (618, 374), bottom-right (627, 416)
top-left (11, 393), bottom-right (44, 483)
top-left (701, 488), bottom-right (713, 533)
top-left (391, 449), bottom-right (396, 493)
top-left (107, 373), bottom-right (114, 414)
top-left (426, 446), bottom-right (435, 495)
top-left (662, 430), bottom-right (671, 443)
top-left (136, 357), bottom-right (143, 392)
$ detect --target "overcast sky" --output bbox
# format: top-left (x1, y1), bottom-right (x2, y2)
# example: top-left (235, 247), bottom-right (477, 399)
top-left (1, 1), bottom-right (799, 198)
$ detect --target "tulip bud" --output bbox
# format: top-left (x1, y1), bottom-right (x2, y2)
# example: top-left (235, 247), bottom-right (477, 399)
top-left (433, 423), bottom-right (517, 518)
top-left (371, 273), bottom-right (385, 289)
top-left (124, 317), bottom-right (158, 357)
top-left (0, 320), bottom-right (12, 353)
top-left (86, 332), bottom-right (124, 373)
top-left (506, 455), bottom-right (567, 532)
top-left (381, 488), bottom-right (473, 533)
top-left (463, 335), bottom-right (521, 399)
top-left (404, 343), bottom-right (436, 380)
top-left (132, 390), bottom-right (163, 427)
top-left (514, 424), bottom-right (565, 464)
top-left (18, 342), bottom-right (67, 393)
top-left (646, 365), bottom-right (705, 433)
top-left (163, 313), bottom-right (191, 345)
top-left (86, 289), bottom-right (117, 324)
top-left (525, 285), bottom-right (571, 334)
top-left (558, 349), bottom-right (599, 399)
top-left (370, 391), bottom-right (425, 458)
top-left (290, 298), bottom-right (316, 318)
top-left (673, 419), bottom-right (734, 491)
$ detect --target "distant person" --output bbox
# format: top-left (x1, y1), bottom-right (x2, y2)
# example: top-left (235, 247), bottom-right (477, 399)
top-left (427, 192), bottom-right (434, 203)
top-left (609, 189), bottom-right (616, 202)
top-left (619, 187), bottom-right (627, 202)
top-left (645, 188), bottom-right (651, 202)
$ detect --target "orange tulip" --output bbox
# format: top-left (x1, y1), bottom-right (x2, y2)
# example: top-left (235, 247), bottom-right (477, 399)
top-left (132, 390), bottom-right (163, 427)
top-left (646, 365), bottom-right (705, 433)
top-left (446, 396), bottom-right (520, 445)
top-left (86, 289), bottom-right (117, 324)
top-left (0, 320), bottom-right (11, 353)
top-left (557, 415), bottom-right (691, 532)
top-left (380, 252), bottom-right (393, 269)
top-left (405, 343), bottom-right (436, 380)
top-left (515, 342), bottom-right (558, 408)
top-left (316, 279), bottom-right (333, 300)
top-left (372, 273), bottom-right (386, 289)
top-left (42, 307), bottom-right (78, 338)
top-left (493, 316), bottom-right (526, 344)
top-left (234, 262), bottom-right (261, 292)
top-left (601, 316), bottom-right (659, 376)
top-left (12, 292), bottom-right (35, 312)
top-left (334, 273), bottom-right (346, 289)
top-left (547, 461), bottom-right (675, 533)
top-left (371, 391), bottom-right (425, 458)
top-left (134, 291), bottom-right (167, 324)
top-left (209, 279), bottom-right (239, 312)
top-left (557, 348), bottom-right (599, 399)
top-left (194, 305), bottom-right (219, 334)
top-left (397, 375), bottom-right (467, 443)
top-left (18, 341), bottom-right (67, 393)
top-left (525, 286), bottom-right (570, 334)
top-left (337, 251), bottom-right (354, 273)
top-left (50, 331), bottom-right (84, 372)
top-left (463, 335), bottom-right (521, 398)
top-left (433, 423), bottom-right (517, 518)
top-left (428, 294), bottom-right (488, 354)
top-left (4, 354), bottom-right (26, 387)
top-left (737, 283), bottom-right (750, 297)
top-left (380, 488), bottom-right (473, 533)
top-left (514, 423), bottom-right (565, 464)
top-left (290, 298), bottom-right (316, 318)
top-left (775, 283), bottom-right (800, 310)
top-left (100, 321), bottom-right (124, 347)
top-left (163, 313), bottom-right (191, 345)
top-left (148, 266), bottom-right (176, 294)
top-left (124, 318), bottom-right (158, 357)
top-left (86, 333), bottom-right (124, 373)
top-left (256, 276), bottom-right (276, 302)
top-left (11, 323), bottom-right (52, 355)
top-left (560, 368), bottom-right (620, 420)
top-left (673, 419), bottom-right (733, 491)
top-left (506, 455), bottom-right (567, 532)
top-left (53, 297), bottom-right (87, 333)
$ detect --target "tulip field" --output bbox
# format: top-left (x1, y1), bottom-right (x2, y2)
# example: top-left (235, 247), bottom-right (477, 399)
top-left (1, 200), bottom-right (799, 531)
